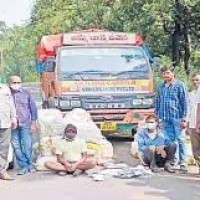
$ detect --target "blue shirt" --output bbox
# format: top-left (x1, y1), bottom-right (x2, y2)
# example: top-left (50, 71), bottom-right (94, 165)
top-left (138, 129), bottom-right (169, 155)
top-left (155, 80), bottom-right (188, 120)
top-left (11, 88), bottom-right (37, 126)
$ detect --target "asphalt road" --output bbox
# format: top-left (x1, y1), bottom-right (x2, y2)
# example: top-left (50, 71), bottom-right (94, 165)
top-left (1, 83), bottom-right (198, 200)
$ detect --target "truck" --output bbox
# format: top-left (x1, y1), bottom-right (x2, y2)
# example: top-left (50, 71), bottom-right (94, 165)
top-left (36, 29), bottom-right (155, 137)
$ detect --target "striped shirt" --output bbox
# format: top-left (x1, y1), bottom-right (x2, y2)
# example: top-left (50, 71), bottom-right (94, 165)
top-left (155, 80), bottom-right (188, 120)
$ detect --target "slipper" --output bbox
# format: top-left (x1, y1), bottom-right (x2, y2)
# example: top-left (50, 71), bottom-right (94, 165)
top-left (0, 173), bottom-right (15, 180)
top-left (57, 171), bottom-right (67, 176)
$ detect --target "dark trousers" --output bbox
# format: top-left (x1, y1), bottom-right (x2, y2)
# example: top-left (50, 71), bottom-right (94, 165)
top-left (143, 143), bottom-right (177, 168)
top-left (190, 128), bottom-right (200, 165)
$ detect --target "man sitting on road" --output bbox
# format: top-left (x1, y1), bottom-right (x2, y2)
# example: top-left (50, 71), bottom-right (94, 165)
top-left (45, 124), bottom-right (96, 176)
top-left (138, 114), bottom-right (176, 173)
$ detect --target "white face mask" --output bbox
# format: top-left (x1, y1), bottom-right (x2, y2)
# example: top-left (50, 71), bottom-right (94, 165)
top-left (146, 122), bottom-right (157, 130)
top-left (10, 83), bottom-right (21, 91)
top-left (149, 132), bottom-right (156, 140)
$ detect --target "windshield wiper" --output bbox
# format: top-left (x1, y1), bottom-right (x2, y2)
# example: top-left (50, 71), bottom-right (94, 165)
top-left (114, 70), bottom-right (147, 75)
top-left (113, 71), bottom-right (148, 78)
top-left (80, 70), bottom-right (105, 73)
top-left (61, 72), bottom-right (84, 80)
top-left (61, 70), bottom-right (108, 80)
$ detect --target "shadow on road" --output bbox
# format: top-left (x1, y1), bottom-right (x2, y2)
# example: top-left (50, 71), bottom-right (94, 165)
top-left (126, 173), bottom-right (200, 200)
top-left (106, 136), bottom-right (134, 142)
top-left (106, 136), bottom-right (138, 166)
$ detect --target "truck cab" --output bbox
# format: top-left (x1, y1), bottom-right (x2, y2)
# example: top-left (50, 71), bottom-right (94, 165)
top-left (37, 29), bottom-right (155, 137)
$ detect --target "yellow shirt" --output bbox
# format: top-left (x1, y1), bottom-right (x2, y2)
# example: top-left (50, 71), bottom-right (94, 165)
top-left (55, 138), bottom-right (87, 162)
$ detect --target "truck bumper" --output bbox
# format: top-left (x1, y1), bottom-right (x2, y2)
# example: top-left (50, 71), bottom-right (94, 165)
top-left (63, 108), bottom-right (154, 137)
top-left (92, 108), bottom-right (154, 137)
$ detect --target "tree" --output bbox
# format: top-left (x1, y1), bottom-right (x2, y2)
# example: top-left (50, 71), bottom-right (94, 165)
top-left (1, 0), bottom-right (200, 81)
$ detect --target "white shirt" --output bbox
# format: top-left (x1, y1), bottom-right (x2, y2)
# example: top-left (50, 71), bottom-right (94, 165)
top-left (188, 88), bottom-right (200, 128)
top-left (0, 83), bottom-right (17, 128)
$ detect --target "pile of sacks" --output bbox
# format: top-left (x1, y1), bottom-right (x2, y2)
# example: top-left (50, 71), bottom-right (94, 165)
top-left (35, 108), bottom-right (113, 170)
top-left (37, 109), bottom-right (65, 138)
top-left (63, 109), bottom-right (113, 159)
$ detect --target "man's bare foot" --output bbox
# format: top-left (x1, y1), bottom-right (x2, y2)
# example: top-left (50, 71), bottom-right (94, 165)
top-left (73, 169), bottom-right (83, 177)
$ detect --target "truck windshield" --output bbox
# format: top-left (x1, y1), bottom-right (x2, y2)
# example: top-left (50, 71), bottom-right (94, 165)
top-left (59, 47), bottom-right (150, 80)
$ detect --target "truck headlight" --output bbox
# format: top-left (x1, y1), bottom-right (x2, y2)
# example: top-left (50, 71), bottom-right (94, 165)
top-left (132, 99), bottom-right (143, 106)
top-left (71, 100), bottom-right (81, 108)
top-left (143, 98), bottom-right (154, 105)
top-left (60, 100), bottom-right (71, 108)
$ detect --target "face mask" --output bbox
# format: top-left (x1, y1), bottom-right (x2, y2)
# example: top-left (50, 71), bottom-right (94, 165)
top-left (146, 122), bottom-right (157, 130)
top-left (10, 83), bottom-right (21, 91)
top-left (65, 137), bottom-right (74, 141)
top-left (63, 134), bottom-right (74, 141)
top-left (149, 133), bottom-right (156, 140)
top-left (64, 131), bottom-right (76, 141)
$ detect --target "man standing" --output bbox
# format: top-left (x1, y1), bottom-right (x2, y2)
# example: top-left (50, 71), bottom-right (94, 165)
top-left (0, 83), bottom-right (17, 180)
top-left (187, 73), bottom-right (200, 174)
top-left (10, 76), bottom-right (37, 175)
top-left (155, 66), bottom-right (188, 172)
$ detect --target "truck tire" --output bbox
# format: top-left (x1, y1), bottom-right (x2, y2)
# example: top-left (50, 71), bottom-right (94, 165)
top-left (47, 97), bottom-right (56, 108)
top-left (42, 100), bottom-right (48, 109)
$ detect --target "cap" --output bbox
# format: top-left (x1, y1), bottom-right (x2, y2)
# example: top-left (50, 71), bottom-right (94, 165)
top-left (65, 124), bottom-right (77, 133)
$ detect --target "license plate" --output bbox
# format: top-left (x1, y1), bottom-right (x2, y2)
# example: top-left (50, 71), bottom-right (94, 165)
top-left (100, 122), bottom-right (117, 131)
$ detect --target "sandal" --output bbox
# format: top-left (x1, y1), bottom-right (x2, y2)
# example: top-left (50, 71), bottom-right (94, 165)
top-left (0, 172), bottom-right (15, 180)
top-left (57, 171), bottom-right (67, 176)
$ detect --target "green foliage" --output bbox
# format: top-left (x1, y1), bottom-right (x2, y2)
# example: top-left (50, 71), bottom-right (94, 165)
top-left (0, 0), bottom-right (200, 83)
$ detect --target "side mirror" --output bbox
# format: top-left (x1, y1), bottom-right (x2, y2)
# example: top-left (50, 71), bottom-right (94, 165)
top-left (45, 60), bottom-right (56, 72)
top-left (151, 57), bottom-right (161, 71)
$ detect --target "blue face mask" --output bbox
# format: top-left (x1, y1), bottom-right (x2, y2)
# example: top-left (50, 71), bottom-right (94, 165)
top-left (146, 122), bottom-right (157, 130)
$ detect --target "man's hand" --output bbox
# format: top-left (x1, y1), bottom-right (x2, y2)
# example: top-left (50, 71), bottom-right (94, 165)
top-left (160, 150), bottom-right (167, 158)
top-left (158, 122), bottom-right (163, 129)
top-left (64, 162), bottom-right (72, 171)
top-left (156, 146), bottom-right (167, 158)
top-left (69, 163), bottom-right (78, 172)
top-left (11, 122), bottom-right (17, 129)
top-left (149, 145), bottom-right (155, 151)
top-left (31, 122), bottom-right (37, 133)
top-left (180, 118), bottom-right (187, 129)
top-left (185, 127), bottom-right (191, 135)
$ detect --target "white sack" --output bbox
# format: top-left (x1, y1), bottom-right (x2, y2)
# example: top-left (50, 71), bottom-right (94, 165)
top-left (37, 109), bottom-right (65, 137)
top-left (63, 108), bottom-right (104, 142)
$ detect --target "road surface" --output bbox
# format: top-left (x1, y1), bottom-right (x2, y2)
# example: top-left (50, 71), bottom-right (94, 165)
top-left (1, 83), bottom-right (199, 200)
